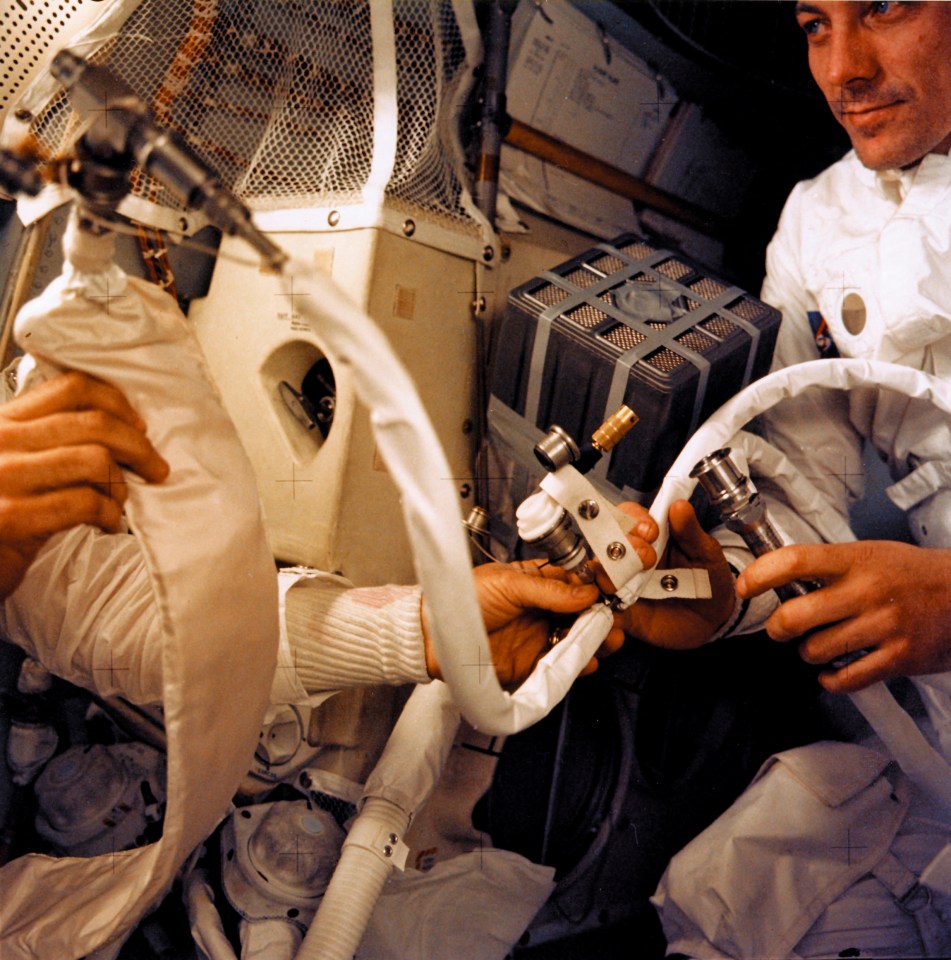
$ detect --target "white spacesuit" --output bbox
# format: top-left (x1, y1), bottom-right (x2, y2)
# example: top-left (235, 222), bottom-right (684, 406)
top-left (760, 148), bottom-right (951, 549)
top-left (652, 148), bottom-right (951, 959)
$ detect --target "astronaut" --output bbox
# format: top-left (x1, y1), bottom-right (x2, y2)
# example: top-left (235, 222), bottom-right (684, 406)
top-left (736, 0), bottom-right (951, 696)
top-left (643, 3), bottom-right (951, 956)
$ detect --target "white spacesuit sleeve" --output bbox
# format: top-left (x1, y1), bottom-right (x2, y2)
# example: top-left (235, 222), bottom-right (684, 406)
top-left (284, 575), bottom-right (430, 692)
top-left (758, 187), bottom-right (865, 528)
top-left (0, 527), bottom-right (432, 704)
top-left (0, 527), bottom-right (163, 704)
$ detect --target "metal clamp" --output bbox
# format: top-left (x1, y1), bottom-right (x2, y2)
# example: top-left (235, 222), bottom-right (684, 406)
top-left (343, 817), bottom-right (411, 871)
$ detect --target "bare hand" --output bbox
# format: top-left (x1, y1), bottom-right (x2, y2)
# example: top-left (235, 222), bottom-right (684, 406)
top-left (0, 371), bottom-right (169, 598)
top-left (614, 500), bottom-right (736, 649)
top-left (423, 561), bottom-right (625, 690)
top-left (736, 541), bottom-right (951, 692)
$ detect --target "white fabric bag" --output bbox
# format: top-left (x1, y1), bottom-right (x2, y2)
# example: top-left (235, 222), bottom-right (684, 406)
top-left (652, 741), bottom-right (951, 959)
top-left (0, 215), bottom-right (279, 959)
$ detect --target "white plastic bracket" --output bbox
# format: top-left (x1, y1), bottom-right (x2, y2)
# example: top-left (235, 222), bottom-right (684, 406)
top-left (342, 818), bottom-right (411, 872)
top-left (538, 464), bottom-right (710, 606)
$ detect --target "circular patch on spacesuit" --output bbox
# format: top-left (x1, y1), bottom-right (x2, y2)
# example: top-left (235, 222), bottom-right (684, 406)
top-left (841, 292), bottom-right (866, 335)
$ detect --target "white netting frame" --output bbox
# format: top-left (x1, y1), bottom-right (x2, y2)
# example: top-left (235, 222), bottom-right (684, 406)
top-left (14, 0), bottom-right (489, 247)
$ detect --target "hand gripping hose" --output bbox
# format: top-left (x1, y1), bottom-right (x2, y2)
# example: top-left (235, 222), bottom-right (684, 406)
top-left (640, 357), bottom-right (951, 817)
top-left (279, 266), bottom-right (944, 954)
top-left (280, 260), bottom-right (951, 959)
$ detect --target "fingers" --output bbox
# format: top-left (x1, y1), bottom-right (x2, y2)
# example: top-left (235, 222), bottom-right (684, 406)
top-left (0, 445), bottom-right (132, 541)
top-left (0, 373), bottom-right (168, 553)
top-left (617, 501), bottom-right (659, 542)
top-left (0, 445), bottom-right (130, 502)
top-left (0, 486), bottom-right (123, 540)
top-left (2, 371), bottom-right (146, 431)
top-left (14, 410), bottom-right (169, 484)
top-left (599, 623), bottom-right (626, 657)
top-left (508, 559), bottom-right (573, 582)
top-left (792, 600), bottom-right (901, 692)
top-left (736, 543), bottom-right (851, 600)
top-left (667, 499), bottom-right (723, 564)
top-left (578, 624), bottom-right (627, 677)
top-left (616, 501), bottom-right (659, 570)
top-left (816, 646), bottom-right (895, 693)
top-left (579, 658), bottom-right (599, 677)
top-left (0, 375), bottom-right (169, 485)
top-left (503, 568), bottom-right (601, 614)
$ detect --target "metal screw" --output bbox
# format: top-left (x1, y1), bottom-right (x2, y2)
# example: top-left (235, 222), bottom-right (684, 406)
top-left (388, 833), bottom-right (399, 844)
top-left (383, 845), bottom-right (393, 858)
top-left (577, 499), bottom-right (600, 520)
top-left (483, 245), bottom-right (495, 262)
top-left (660, 574), bottom-right (679, 592)
top-left (606, 542), bottom-right (626, 561)
top-left (403, 219), bottom-right (416, 237)
top-left (328, 210), bottom-right (341, 227)
top-left (299, 771), bottom-right (312, 788)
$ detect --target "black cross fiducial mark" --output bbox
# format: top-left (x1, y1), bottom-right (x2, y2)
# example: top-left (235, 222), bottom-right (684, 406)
top-left (275, 276), bottom-right (311, 312)
top-left (460, 736), bottom-right (503, 759)
top-left (93, 648), bottom-right (130, 688)
top-left (634, 276), bottom-right (674, 313)
top-left (460, 645), bottom-right (496, 685)
top-left (805, 455), bottom-right (866, 496)
top-left (88, 279), bottom-right (129, 317)
top-left (274, 463), bottom-right (313, 500)
top-left (105, 836), bottom-right (123, 874)
top-left (830, 828), bottom-right (868, 866)
top-left (86, 90), bottom-right (126, 134)
top-left (825, 86), bottom-right (857, 123)
top-left (273, 647), bottom-right (302, 678)
top-left (639, 80), bottom-right (678, 123)
top-left (277, 834), bottom-right (321, 874)
top-left (456, 284), bottom-right (498, 316)
top-left (95, 461), bottom-right (126, 498)
top-left (824, 271), bottom-right (861, 301)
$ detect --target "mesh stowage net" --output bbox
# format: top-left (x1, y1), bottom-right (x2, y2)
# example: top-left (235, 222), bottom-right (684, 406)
top-left (25, 0), bottom-right (483, 238)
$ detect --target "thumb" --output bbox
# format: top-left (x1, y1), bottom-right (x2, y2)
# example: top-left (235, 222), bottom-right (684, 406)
top-left (502, 570), bottom-right (600, 614)
top-left (668, 499), bottom-right (722, 564)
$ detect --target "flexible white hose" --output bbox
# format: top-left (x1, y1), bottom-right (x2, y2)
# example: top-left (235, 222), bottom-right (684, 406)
top-left (288, 259), bottom-right (614, 736)
top-left (641, 358), bottom-right (951, 814)
top-left (296, 682), bottom-right (459, 960)
top-left (730, 431), bottom-right (856, 546)
top-left (289, 251), bottom-right (951, 757)
top-left (641, 358), bottom-right (951, 568)
top-left (295, 798), bottom-right (405, 960)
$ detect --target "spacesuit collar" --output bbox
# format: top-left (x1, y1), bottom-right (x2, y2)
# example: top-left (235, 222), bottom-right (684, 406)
top-left (852, 146), bottom-right (951, 204)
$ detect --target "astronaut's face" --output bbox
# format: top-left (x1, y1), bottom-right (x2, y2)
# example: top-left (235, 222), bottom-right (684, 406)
top-left (795, 1), bottom-right (951, 170)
